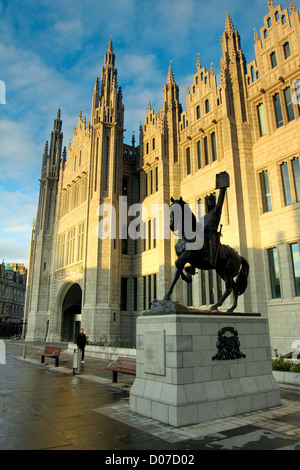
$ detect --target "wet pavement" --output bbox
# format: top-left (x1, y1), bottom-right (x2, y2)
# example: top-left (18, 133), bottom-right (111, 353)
top-left (1, 339), bottom-right (300, 454)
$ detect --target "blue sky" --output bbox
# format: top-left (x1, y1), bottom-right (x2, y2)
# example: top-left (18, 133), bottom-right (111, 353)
top-left (0, 0), bottom-right (298, 265)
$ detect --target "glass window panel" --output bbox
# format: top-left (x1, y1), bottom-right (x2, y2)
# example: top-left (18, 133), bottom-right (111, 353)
top-left (292, 157), bottom-right (300, 202)
top-left (201, 270), bottom-right (206, 305)
top-left (273, 93), bottom-right (284, 128)
top-left (257, 103), bottom-right (266, 136)
top-left (211, 132), bottom-right (217, 161)
top-left (260, 170), bottom-right (272, 212)
top-left (280, 162), bottom-right (292, 205)
top-left (284, 87), bottom-right (295, 122)
top-left (283, 42), bottom-right (291, 59)
top-left (197, 141), bottom-right (202, 169)
top-left (291, 243), bottom-right (300, 296)
top-left (204, 137), bottom-right (209, 165)
top-left (268, 247), bottom-right (281, 298)
top-left (270, 51), bottom-right (277, 68)
top-left (186, 147), bottom-right (191, 175)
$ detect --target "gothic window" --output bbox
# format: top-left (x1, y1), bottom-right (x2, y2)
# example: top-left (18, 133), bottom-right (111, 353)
top-left (187, 280), bottom-right (193, 306)
top-left (133, 277), bottom-right (138, 311)
top-left (282, 15), bottom-right (286, 25)
top-left (273, 93), bottom-right (284, 128)
top-left (284, 87), bottom-right (295, 122)
top-left (275, 11), bottom-right (279, 21)
top-left (257, 103), bottom-right (267, 136)
top-left (267, 17), bottom-right (272, 28)
top-left (260, 170), bottom-right (272, 212)
top-left (196, 105), bottom-right (200, 120)
top-left (280, 162), bottom-right (292, 206)
top-left (264, 29), bottom-right (268, 39)
top-left (267, 247), bottom-right (281, 298)
top-left (201, 270), bottom-right (206, 305)
top-left (155, 166), bottom-right (158, 192)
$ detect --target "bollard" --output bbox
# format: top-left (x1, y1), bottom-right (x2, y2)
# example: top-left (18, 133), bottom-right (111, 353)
top-left (72, 348), bottom-right (80, 375)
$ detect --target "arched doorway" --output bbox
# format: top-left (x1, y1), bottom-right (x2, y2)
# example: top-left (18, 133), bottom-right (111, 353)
top-left (61, 283), bottom-right (82, 342)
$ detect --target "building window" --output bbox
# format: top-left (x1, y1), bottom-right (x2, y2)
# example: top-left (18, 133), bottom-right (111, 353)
top-left (143, 276), bottom-right (146, 310)
top-left (270, 51), bottom-right (277, 68)
top-left (155, 166), bottom-right (158, 192)
top-left (205, 99), bottom-right (210, 114)
top-left (153, 273), bottom-right (157, 300)
top-left (196, 105), bottom-right (200, 120)
top-left (273, 93), bottom-right (284, 128)
top-left (120, 277), bottom-right (127, 310)
top-left (211, 132), bottom-right (217, 161)
top-left (186, 147), bottom-right (191, 175)
top-left (264, 29), bottom-right (268, 39)
top-left (260, 170), bottom-right (272, 212)
top-left (267, 17), bottom-right (272, 28)
top-left (201, 270), bottom-right (206, 305)
top-left (280, 162), bottom-right (292, 206)
top-left (268, 247), bottom-right (281, 298)
top-left (148, 275), bottom-right (151, 309)
top-left (282, 15), bottom-right (286, 25)
top-left (284, 87), bottom-right (295, 122)
top-left (204, 136), bottom-right (209, 165)
top-left (197, 141), bottom-right (202, 169)
top-left (152, 138), bottom-right (155, 150)
top-left (257, 103), bottom-right (267, 136)
top-left (283, 42), bottom-right (291, 59)
top-left (290, 243), bottom-right (300, 296)
top-left (292, 157), bottom-right (300, 202)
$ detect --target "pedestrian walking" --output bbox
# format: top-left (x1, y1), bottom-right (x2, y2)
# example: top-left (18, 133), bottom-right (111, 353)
top-left (76, 328), bottom-right (86, 363)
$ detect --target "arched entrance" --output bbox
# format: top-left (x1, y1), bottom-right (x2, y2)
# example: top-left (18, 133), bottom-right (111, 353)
top-left (61, 283), bottom-right (82, 342)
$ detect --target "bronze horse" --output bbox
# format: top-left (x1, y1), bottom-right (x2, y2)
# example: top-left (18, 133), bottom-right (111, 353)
top-left (163, 197), bottom-right (249, 312)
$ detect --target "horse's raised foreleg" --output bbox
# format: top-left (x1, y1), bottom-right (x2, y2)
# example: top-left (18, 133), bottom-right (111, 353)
top-left (163, 268), bottom-right (181, 301)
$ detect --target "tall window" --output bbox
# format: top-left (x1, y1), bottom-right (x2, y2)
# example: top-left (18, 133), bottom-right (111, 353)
top-left (208, 270), bottom-right (214, 304)
top-left (268, 247), bottom-right (281, 298)
top-left (273, 93), bottom-right (284, 128)
top-left (280, 162), bottom-right (292, 205)
top-left (211, 132), bottom-right (217, 161)
top-left (77, 222), bottom-right (85, 261)
top-left (155, 166), bottom-right (158, 192)
top-left (186, 147), bottom-right (191, 175)
top-left (257, 103), bottom-right (267, 136)
top-left (284, 87), bottom-right (295, 122)
top-left (283, 42), bottom-right (291, 59)
top-left (290, 243), bottom-right (300, 296)
top-left (201, 270), bottom-right (206, 305)
top-left (204, 136), bottom-right (209, 165)
top-left (197, 141), bottom-right (202, 169)
top-left (260, 170), bottom-right (272, 212)
top-left (205, 99), bottom-right (210, 114)
top-left (292, 157), bottom-right (300, 202)
top-left (196, 105), bottom-right (201, 120)
top-left (270, 51), bottom-right (277, 68)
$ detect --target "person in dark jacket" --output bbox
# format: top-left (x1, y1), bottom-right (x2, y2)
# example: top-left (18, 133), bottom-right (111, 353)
top-left (76, 328), bottom-right (86, 363)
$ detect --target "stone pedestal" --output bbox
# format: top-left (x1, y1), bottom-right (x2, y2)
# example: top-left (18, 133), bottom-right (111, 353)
top-left (129, 301), bottom-right (281, 427)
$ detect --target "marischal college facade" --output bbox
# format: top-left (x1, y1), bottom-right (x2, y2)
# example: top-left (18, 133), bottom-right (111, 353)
top-left (24, 1), bottom-right (300, 354)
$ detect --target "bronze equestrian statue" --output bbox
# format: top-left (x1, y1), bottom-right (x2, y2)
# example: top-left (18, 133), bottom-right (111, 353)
top-left (164, 172), bottom-right (249, 312)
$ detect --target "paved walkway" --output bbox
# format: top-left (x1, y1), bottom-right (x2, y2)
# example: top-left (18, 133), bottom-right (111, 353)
top-left (1, 339), bottom-right (300, 451)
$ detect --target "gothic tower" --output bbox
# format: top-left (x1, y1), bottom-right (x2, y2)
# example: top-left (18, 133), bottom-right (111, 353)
top-left (25, 110), bottom-right (63, 340)
top-left (83, 40), bottom-right (125, 341)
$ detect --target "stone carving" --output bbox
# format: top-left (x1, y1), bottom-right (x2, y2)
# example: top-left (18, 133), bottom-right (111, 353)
top-left (212, 326), bottom-right (246, 360)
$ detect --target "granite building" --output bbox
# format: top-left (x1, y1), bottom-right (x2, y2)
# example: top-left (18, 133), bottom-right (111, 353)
top-left (24, 1), bottom-right (300, 353)
top-left (0, 262), bottom-right (27, 337)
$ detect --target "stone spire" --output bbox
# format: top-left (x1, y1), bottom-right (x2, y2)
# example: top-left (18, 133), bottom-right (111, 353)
top-left (167, 62), bottom-right (175, 83)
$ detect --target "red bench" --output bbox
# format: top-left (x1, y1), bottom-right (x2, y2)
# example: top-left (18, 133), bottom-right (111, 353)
top-left (105, 356), bottom-right (136, 383)
top-left (37, 346), bottom-right (61, 367)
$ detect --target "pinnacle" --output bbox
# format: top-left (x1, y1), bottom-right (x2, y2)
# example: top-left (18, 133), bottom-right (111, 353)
top-left (225, 10), bottom-right (234, 32)
top-left (167, 62), bottom-right (175, 83)
top-left (108, 39), bottom-right (113, 53)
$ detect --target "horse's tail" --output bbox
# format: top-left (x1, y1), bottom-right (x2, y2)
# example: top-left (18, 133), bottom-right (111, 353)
top-left (235, 257), bottom-right (249, 295)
